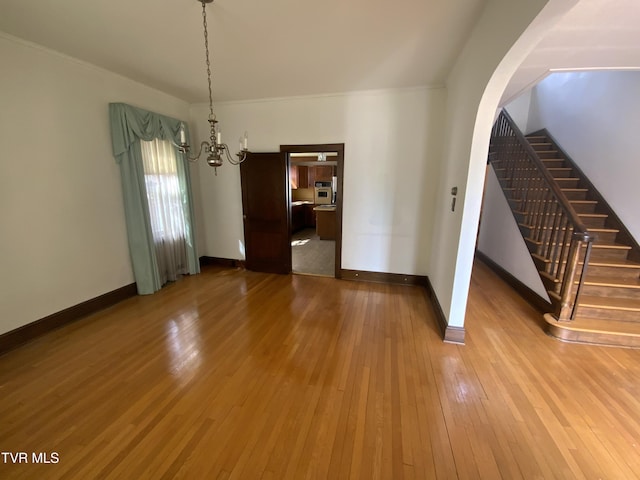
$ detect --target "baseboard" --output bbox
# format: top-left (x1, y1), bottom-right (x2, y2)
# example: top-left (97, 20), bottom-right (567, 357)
top-left (475, 250), bottom-right (552, 313)
top-left (341, 269), bottom-right (428, 286)
top-left (341, 268), bottom-right (464, 344)
top-left (422, 277), bottom-right (466, 345)
top-left (199, 256), bottom-right (245, 269)
top-left (0, 283), bottom-right (137, 355)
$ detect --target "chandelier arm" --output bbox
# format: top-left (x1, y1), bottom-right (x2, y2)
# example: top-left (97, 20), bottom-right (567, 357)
top-left (220, 144), bottom-right (247, 165)
top-left (184, 141), bottom-right (211, 163)
top-left (222, 144), bottom-right (237, 164)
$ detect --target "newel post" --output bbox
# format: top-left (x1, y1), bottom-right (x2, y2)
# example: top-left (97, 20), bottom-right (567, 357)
top-left (557, 231), bottom-right (592, 321)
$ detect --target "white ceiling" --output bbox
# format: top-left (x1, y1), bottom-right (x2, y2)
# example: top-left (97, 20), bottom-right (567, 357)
top-left (501, 0), bottom-right (640, 105)
top-left (3, 0), bottom-right (638, 106)
top-left (0, 0), bottom-right (486, 103)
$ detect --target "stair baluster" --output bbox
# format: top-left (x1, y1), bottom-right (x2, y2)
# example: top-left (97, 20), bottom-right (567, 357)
top-left (489, 110), bottom-right (596, 322)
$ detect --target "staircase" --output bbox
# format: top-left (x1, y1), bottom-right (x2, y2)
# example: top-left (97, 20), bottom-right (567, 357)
top-left (489, 110), bottom-right (640, 347)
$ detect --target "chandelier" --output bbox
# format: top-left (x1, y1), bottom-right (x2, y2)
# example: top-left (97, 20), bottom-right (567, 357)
top-left (178, 0), bottom-right (248, 172)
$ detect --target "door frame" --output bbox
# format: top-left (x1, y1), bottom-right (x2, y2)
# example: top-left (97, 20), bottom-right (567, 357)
top-left (280, 143), bottom-right (344, 279)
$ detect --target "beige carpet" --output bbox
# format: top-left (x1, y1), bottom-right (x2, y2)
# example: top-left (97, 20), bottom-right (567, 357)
top-left (291, 228), bottom-right (335, 277)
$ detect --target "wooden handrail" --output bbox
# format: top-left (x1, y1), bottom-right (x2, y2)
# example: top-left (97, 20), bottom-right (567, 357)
top-left (499, 110), bottom-right (593, 239)
top-left (490, 109), bottom-right (596, 321)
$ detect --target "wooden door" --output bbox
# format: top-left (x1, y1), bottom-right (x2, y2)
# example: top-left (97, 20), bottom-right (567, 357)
top-left (240, 152), bottom-right (292, 274)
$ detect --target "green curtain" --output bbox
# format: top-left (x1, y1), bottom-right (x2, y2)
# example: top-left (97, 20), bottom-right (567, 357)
top-left (109, 103), bottom-right (200, 294)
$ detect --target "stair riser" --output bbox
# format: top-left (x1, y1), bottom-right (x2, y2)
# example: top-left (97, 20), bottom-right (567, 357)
top-left (575, 306), bottom-right (640, 322)
top-left (555, 179), bottom-right (581, 189)
top-left (592, 231), bottom-right (619, 244)
top-left (542, 160), bottom-right (566, 168)
top-left (574, 285), bottom-right (640, 300)
top-left (585, 265), bottom-right (640, 279)
top-left (525, 240), bottom-right (630, 262)
top-left (537, 151), bottom-right (562, 159)
top-left (514, 218), bottom-right (617, 232)
top-left (581, 217), bottom-right (608, 229)
top-left (588, 249), bottom-right (631, 261)
top-left (530, 143), bottom-right (555, 151)
top-left (562, 190), bottom-right (589, 200)
top-left (571, 203), bottom-right (598, 214)
top-left (520, 226), bottom-right (615, 243)
top-left (550, 170), bottom-right (574, 178)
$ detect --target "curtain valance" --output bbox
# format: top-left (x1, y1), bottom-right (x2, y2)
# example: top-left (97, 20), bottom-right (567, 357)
top-left (109, 103), bottom-right (189, 161)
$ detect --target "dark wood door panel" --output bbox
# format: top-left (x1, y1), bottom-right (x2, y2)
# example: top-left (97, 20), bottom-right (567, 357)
top-left (240, 152), bottom-right (291, 274)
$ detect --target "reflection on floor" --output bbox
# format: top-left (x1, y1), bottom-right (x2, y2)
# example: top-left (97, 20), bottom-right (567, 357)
top-left (291, 227), bottom-right (335, 277)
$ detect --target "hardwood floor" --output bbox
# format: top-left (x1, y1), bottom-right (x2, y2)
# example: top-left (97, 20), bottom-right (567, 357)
top-left (1, 260), bottom-right (640, 479)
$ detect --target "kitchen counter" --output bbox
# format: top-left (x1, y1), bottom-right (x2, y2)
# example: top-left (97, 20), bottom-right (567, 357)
top-left (314, 206), bottom-right (336, 240)
top-left (291, 200), bottom-right (313, 206)
top-left (313, 205), bottom-right (336, 212)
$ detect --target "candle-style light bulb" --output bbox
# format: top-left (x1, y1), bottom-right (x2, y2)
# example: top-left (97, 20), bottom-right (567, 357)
top-left (216, 131), bottom-right (222, 145)
top-left (243, 131), bottom-right (248, 150)
top-left (179, 124), bottom-right (186, 145)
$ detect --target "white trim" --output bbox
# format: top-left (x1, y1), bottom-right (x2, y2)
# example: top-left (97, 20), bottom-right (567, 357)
top-left (191, 84), bottom-right (446, 108)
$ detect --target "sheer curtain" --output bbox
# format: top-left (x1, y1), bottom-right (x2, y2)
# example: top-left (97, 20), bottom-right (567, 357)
top-left (140, 138), bottom-right (188, 285)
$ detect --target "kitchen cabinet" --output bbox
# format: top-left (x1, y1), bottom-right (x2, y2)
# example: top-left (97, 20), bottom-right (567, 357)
top-left (307, 165), bottom-right (334, 185)
top-left (305, 203), bottom-right (316, 227)
top-left (289, 164), bottom-right (298, 189)
top-left (297, 166), bottom-right (309, 188)
top-left (289, 165), bottom-right (312, 189)
top-left (291, 204), bottom-right (305, 232)
top-left (314, 165), bottom-right (334, 183)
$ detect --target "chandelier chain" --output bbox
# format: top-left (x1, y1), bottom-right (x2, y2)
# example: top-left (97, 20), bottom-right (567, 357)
top-left (201, 1), bottom-right (215, 124)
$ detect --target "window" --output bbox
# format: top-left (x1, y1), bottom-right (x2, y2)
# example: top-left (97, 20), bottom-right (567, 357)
top-left (140, 138), bottom-right (188, 283)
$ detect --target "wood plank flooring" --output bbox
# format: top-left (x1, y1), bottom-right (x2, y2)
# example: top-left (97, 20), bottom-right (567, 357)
top-left (1, 260), bottom-right (640, 479)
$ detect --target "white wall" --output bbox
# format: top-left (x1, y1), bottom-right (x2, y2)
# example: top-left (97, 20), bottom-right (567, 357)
top-left (504, 89), bottom-right (533, 133)
top-left (0, 34), bottom-right (190, 335)
top-left (190, 87), bottom-right (446, 275)
top-left (428, 0), bottom-right (577, 329)
top-left (528, 71), bottom-right (640, 242)
top-left (477, 167), bottom-right (550, 300)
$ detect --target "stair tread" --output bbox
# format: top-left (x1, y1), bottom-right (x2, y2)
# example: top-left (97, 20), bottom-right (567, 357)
top-left (545, 314), bottom-right (640, 337)
top-left (579, 213), bottom-right (608, 218)
top-left (518, 223), bottom-right (618, 234)
top-left (526, 237), bottom-right (629, 248)
top-left (583, 258), bottom-right (640, 269)
top-left (589, 243), bottom-right (632, 250)
top-left (515, 211), bottom-right (606, 217)
top-left (578, 295), bottom-right (640, 312)
top-left (581, 275), bottom-right (640, 289)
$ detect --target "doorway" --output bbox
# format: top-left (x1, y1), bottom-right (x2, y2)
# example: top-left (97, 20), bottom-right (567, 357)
top-left (280, 143), bottom-right (344, 279)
